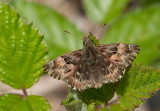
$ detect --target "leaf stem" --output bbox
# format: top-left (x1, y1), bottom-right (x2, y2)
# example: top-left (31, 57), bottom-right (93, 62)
top-left (22, 88), bottom-right (28, 99)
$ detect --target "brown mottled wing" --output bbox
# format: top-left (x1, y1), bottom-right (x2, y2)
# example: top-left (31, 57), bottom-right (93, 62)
top-left (67, 43), bottom-right (140, 91)
top-left (44, 43), bottom-right (140, 91)
top-left (43, 49), bottom-right (83, 80)
top-left (97, 43), bottom-right (140, 82)
top-left (67, 52), bottom-right (113, 91)
top-left (97, 43), bottom-right (140, 68)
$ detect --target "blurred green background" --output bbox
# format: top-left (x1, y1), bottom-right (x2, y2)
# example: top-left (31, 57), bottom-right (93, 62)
top-left (1, 0), bottom-right (160, 110)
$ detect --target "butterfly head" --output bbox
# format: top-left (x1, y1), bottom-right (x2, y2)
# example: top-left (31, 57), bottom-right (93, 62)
top-left (83, 32), bottom-right (99, 47)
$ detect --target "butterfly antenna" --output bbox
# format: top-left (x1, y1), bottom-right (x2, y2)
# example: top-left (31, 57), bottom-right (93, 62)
top-left (64, 30), bottom-right (83, 40)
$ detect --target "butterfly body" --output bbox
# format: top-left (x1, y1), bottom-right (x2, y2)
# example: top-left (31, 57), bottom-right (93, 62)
top-left (44, 33), bottom-right (140, 91)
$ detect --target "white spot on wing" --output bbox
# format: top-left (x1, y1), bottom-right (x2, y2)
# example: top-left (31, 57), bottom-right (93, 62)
top-left (128, 44), bottom-right (132, 51)
top-left (122, 70), bottom-right (126, 74)
top-left (119, 75), bottom-right (123, 79)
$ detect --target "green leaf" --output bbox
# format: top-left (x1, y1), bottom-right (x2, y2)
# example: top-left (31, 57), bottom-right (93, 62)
top-left (0, 94), bottom-right (51, 111)
top-left (82, 0), bottom-right (129, 23)
top-left (101, 108), bottom-right (109, 111)
top-left (117, 64), bottom-right (160, 110)
top-left (100, 104), bottom-right (122, 111)
top-left (61, 94), bottom-right (75, 105)
top-left (90, 33), bottom-right (99, 46)
top-left (79, 83), bottom-right (117, 103)
top-left (62, 91), bottom-right (95, 111)
top-left (0, 3), bottom-right (47, 89)
top-left (85, 103), bottom-right (95, 111)
top-left (102, 5), bottom-right (160, 64)
top-left (155, 61), bottom-right (160, 68)
top-left (140, 0), bottom-right (160, 6)
top-left (110, 104), bottom-right (122, 111)
top-left (14, 1), bottom-right (82, 59)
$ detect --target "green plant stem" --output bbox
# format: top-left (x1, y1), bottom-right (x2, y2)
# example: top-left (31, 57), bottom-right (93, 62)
top-left (22, 88), bottom-right (28, 99)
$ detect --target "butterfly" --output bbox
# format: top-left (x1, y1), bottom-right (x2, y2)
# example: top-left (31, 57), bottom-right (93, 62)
top-left (43, 33), bottom-right (140, 91)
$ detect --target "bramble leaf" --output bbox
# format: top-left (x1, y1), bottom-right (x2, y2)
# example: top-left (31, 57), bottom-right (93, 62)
top-left (62, 92), bottom-right (95, 111)
top-left (117, 64), bottom-right (160, 110)
top-left (109, 104), bottom-right (122, 111)
top-left (82, 0), bottom-right (129, 23)
top-left (14, 1), bottom-right (82, 59)
top-left (0, 94), bottom-right (51, 111)
top-left (102, 5), bottom-right (160, 64)
top-left (101, 108), bottom-right (109, 111)
top-left (62, 84), bottom-right (117, 110)
top-left (101, 104), bottom-right (123, 111)
top-left (140, 0), bottom-right (160, 6)
top-left (100, 104), bottom-right (122, 111)
top-left (0, 3), bottom-right (47, 89)
top-left (79, 83), bottom-right (117, 103)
